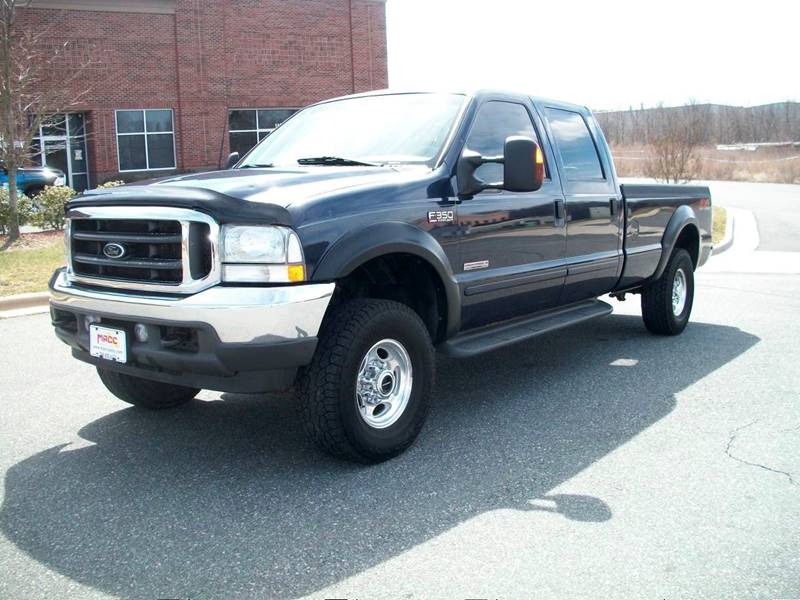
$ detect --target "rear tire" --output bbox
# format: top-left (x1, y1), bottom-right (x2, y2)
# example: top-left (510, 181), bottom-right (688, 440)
top-left (297, 299), bottom-right (435, 463)
top-left (641, 248), bottom-right (694, 335)
top-left (97, 368), bottom-right (199, 409)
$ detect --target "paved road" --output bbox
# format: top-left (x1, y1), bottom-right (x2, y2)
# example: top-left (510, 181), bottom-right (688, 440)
top-left (1, 182), bottom-right (799, 599)
top-left (701, 180), bottom-right (800, 252)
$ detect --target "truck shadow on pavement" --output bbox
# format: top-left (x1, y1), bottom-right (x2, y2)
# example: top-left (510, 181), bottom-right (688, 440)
top-left (0, 315), bottom-right (758, 598)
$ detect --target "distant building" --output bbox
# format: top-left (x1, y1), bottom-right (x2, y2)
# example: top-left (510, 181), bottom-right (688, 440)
top-left (716, 142), bottom-right (800, 151)
top-left (18, 0), bottom-right (388, 190)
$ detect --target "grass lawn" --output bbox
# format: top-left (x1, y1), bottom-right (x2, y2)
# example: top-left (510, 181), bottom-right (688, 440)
top-left (0, 231), bottom-right (65, 296)
top-left (712, 206), bottom-right (727, 245)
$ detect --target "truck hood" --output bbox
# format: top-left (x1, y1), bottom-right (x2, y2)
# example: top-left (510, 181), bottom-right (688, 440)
top-left (69, 166), bottom-right (430, 225)
top-left (134, 166), bottom-right (426, 208)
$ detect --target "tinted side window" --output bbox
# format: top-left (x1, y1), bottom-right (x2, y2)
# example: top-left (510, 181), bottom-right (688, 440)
top-left (545, 108), bottom-right (604, 180)
top-left (467, 101), bottom-right (539, 183)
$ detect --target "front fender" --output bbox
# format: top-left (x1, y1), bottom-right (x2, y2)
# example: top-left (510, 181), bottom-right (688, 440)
top-left (652, 205), bottom-right (699, 281)
top-left (312, 221), bottom-right (461, 337)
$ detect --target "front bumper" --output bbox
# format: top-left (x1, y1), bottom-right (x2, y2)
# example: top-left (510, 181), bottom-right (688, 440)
top-left (49, 269), bottom-right (335, 393)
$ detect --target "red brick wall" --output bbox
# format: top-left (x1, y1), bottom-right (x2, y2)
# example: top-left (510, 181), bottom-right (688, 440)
top-left (17, 0), bottom-right (388, 183)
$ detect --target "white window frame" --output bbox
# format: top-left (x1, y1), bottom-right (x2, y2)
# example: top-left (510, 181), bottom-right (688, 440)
top-left (115, 109), bottom-right (176, 173)
top-left (228, 107), bottom-right (297, 142)
top-left (32, 112), bottom-right (90, 190)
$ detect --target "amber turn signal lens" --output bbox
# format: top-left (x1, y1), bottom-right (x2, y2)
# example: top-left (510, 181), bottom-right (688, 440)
top-left (287, 264), bottom-right (305, 282)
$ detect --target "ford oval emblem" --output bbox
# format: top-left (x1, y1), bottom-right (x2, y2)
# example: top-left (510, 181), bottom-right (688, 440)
top-left (102, 242), bottom-right (127, 259)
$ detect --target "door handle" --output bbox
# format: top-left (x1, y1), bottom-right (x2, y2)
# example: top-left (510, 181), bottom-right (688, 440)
top-left (553, 199), bottom-right (565, 225)
top-left (609, 197), bottom-right (618, 216)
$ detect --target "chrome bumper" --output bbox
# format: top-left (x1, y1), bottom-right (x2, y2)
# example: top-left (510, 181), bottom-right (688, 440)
top-left (49, 269), bottom-right (334, 344)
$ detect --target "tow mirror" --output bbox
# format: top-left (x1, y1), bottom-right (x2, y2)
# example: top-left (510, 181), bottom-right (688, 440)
top-left (225, 152), bottom-right (240, 169)
top-left (457, 136), bottom-right (544, 198)
top-left (504, 136), bottom-right (544, 192)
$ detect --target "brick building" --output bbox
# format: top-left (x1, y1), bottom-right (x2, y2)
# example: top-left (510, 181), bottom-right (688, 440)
top-left (18, 0), bottom-right (388, 190)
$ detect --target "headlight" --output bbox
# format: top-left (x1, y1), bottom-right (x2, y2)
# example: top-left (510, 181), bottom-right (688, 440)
top-left (222, 226), bottom-right (286, 263)
top-left (220, 225), bottom-right (305, 283)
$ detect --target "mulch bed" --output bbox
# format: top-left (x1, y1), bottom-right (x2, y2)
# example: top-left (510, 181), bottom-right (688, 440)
top-left (0, 230), bottom-right (63, 251)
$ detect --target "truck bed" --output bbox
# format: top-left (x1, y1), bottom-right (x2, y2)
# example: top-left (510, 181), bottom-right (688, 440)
top-left (617, 183), bottom-right (713, 290)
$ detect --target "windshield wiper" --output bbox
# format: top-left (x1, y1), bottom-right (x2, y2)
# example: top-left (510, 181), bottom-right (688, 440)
top-left (297, 156), bottom-right (381, 167)
top-left (239, 163), bottom-right (274, 169)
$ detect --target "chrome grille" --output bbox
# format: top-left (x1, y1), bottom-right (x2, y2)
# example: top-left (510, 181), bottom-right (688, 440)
top-left (66, 206), bottom-right (220, 294)
top-left (72, 218), bottom-right (185, 283)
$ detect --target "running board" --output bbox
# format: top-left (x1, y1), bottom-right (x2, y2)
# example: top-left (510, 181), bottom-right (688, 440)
top-left (439, 299), bottom-right (613, 358)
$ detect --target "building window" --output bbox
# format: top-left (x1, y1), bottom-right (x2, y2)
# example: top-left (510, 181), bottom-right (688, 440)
top-left (115, 109), bottom-right (176, 172)
top-left (31, 112), bottom-right (90, 191)
top-left (229, 108), bottom-right (297, 156)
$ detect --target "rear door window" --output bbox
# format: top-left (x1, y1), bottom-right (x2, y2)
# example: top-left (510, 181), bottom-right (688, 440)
top-left (545, 108), bottom-right (604, 180)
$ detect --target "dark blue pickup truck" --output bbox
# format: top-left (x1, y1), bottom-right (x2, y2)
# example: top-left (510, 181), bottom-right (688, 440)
top-left (49, 90), bottom-right (712, 462)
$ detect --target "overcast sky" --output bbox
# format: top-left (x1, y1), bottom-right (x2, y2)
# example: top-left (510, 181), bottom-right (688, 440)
top-left (385, 0), bottom-right (798, 110)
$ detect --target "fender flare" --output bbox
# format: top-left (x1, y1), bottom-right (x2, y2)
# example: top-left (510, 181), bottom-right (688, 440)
top-left (652, 205), bottom-right (700, 281)
top-left (312, 221), bottom-right (461, 338)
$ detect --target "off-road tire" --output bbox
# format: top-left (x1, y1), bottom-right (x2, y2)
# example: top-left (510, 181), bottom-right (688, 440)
top-left (297, 298), bottom-right (435, 463)
top-left (97, 368), bottom-right (199, 409)
top-left (641, 248), bottom-right (694, 335)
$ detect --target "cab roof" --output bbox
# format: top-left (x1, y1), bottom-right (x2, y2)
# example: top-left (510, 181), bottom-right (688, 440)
top-left (313, 88), bottom-right (592, 115)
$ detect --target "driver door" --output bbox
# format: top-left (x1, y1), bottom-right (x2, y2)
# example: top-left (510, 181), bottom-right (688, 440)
top-left (457, 98), bottom-right (567, 330)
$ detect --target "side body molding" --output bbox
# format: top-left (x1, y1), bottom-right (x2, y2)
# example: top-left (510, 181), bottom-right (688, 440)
top-left (652, 204), bottom-right (699, 281)
top-left (312, 222), bottom-right (462, 338)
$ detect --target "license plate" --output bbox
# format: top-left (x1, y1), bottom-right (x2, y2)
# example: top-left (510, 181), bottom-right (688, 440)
top-left (89, 325), bottom-right (127, 363)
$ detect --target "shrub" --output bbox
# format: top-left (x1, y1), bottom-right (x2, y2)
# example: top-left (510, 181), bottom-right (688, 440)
top-left (96, 180), bottom-right (125, 189)
top-left (30, 185), bottom-right (76, 231)
top-left (0, 187), bottom-right (34, 235)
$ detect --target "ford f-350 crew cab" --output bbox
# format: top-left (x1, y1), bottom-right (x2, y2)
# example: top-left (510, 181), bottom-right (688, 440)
top-left (49, 91), bottom-right (712, 462)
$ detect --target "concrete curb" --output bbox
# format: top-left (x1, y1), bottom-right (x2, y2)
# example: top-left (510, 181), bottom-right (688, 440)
top-left (713, 208), bottom-right (735, 255)
top-left (0, 291), bottom-right (49, 311)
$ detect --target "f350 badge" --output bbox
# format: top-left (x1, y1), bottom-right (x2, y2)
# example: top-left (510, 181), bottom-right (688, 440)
top-left (427, 210), bottom-right (454, 223)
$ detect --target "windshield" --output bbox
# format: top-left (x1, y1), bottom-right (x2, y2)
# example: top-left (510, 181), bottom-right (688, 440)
top-left (239, 93), bottom-right (466, 168)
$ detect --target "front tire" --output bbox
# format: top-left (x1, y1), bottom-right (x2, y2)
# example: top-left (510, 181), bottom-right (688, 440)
top-left (297, 299), bottom-right (435, 463)
top-left (97, 368), bottom-right (199, 409)
top-left (641, 248), bottom-right (694, 335)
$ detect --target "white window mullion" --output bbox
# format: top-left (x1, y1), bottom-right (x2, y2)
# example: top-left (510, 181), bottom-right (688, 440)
top-left (142, 110), bottom-right (150, 170)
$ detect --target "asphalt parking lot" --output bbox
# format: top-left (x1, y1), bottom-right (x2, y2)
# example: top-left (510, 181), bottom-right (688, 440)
top-left (1, 182), bottom-right (798, 599)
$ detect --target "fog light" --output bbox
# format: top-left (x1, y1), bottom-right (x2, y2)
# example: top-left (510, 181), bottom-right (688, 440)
top-left (134, 323), bottom-right (149, 343)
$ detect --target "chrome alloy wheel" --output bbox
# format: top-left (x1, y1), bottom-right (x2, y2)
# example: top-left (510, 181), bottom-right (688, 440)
top-left (672, 267), bottom-right (688, 316)
top-left (355, 338), bottom-right (413, 429)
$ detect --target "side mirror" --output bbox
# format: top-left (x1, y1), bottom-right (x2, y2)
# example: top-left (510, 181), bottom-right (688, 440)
top-left (504, 136), bottom-right (545, 193)
top-left (456, 150), bottom-right (486, 197)
top-left (457, 136), bottom-right (545, 198)
top-left (225, 152), bottom-right (240, 169)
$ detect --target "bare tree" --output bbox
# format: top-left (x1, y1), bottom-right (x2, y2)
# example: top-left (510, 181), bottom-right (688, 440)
top-left (642, 103), bottom-right (702, 183)
top-left (0, 0), bottom-right (90, 242)
top-left (597, 101), bottom-right (800, 147)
